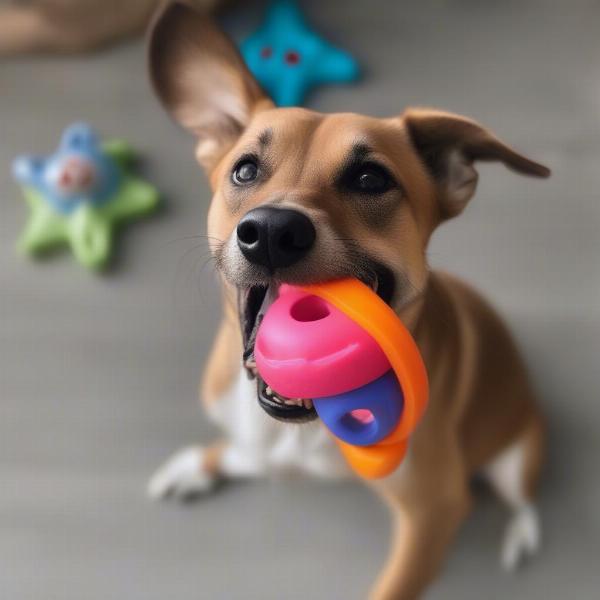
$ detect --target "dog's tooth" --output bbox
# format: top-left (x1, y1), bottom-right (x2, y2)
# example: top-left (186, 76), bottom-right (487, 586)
top-left (304, 399), bottom-right (314, 410)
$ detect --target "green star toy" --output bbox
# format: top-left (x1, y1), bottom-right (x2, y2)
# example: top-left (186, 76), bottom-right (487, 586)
top-left (13, 123), bottom-right (160, 270)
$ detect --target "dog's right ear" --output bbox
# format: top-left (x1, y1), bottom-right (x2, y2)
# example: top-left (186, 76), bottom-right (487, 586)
top-left (148, 1), bottom-right (271, 172)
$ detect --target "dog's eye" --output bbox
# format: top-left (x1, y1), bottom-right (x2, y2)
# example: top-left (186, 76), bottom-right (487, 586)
top-left (352, 165), bottom-right (392, 194)
top-left (232, 159), bottom-right (259, 185)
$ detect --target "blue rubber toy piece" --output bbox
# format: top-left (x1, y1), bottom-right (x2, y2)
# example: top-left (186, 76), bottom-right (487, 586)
top-left (313, 370), bottom-right (404, 447)
top-left (12, 123), bottom-right (121, 215)
top-left (240, 0), bottom-right (360, 107)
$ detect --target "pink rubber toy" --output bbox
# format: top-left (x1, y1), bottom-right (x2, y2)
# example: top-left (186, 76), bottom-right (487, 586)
top-left (255, 285), bottom-right (389, 399)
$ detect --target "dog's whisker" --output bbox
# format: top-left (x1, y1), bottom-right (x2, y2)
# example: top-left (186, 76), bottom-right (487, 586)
top-left (193, 255), bottom-right (220, 308)
top-left (170, 241), bottom-right (221, 317)
top-left (163, 234), bottom-right (225, 248)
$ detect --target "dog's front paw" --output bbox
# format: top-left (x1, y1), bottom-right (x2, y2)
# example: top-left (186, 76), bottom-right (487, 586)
top-left (147, 446), bottom-right (217, 501)
top-left (501, 504), bottom-right (541, 571)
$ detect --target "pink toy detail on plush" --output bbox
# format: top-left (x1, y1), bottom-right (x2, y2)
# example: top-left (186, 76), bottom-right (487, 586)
top-left (255, 284), bottom-right (389, 399)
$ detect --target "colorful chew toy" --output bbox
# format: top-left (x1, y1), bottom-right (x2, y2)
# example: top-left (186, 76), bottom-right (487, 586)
top-left (255, 279), bottom-right (428, 479)
top-left (240, 0), bottom-right (360, 107)
top-left (13, 122), bottom-right (160, 271)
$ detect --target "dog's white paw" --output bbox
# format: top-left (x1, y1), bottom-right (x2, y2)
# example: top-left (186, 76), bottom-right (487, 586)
top-left (501, 504), bottom-right (541, 571)
top-left (147, 446), bottom-right (216, 500)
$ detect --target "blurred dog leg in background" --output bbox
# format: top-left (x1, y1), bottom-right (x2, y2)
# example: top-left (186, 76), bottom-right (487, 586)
top-left (0, 0), bottom-right (221, 55)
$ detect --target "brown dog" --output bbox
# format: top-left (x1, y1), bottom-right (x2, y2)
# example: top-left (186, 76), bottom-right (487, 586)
top-left (146, 3), bottom-right (550, 598)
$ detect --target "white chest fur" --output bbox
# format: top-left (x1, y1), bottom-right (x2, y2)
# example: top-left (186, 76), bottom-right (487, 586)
top-left (207, 367), bottom-right (352, 479)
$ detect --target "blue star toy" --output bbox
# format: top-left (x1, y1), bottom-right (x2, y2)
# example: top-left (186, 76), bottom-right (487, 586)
top-left (241, 0), bottom-right (360, 107)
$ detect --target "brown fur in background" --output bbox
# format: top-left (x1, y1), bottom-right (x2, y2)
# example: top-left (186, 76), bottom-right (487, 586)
top-left (0, 0), bottom-right (219, 55)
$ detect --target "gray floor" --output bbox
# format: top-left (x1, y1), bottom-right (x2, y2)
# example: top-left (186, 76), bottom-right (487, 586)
top-left (1, 0), bottom-right (599, 598)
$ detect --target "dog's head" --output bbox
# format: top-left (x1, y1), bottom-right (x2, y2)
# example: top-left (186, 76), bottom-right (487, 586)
top-left (149, 2), bottom-right (550, 422)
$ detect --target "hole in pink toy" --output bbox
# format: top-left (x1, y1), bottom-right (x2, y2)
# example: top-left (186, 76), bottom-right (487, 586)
top-left (341, 409), bottom-right (376, 433)
top-left (349, 409), bottom-right (375, 424)
top-left (290, 295), bottom-right (330, 322)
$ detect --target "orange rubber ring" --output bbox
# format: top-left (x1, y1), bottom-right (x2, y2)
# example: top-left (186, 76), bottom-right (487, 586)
top-left (301, 278), bottom-right (429, 478)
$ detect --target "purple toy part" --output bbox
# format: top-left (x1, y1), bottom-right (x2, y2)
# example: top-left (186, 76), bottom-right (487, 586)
top-left (313, 370), bottom-right (404, 447)
top-left (255, 285), bottom-right (389, 399)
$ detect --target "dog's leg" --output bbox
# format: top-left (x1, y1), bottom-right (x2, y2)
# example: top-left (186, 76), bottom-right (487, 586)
top-left (147, 441), bottom-right (225, 500)
top-left (369, 443), bottom-right (471, 600)
top-left (147, 437), bottom-right (275, 500)
top-left (148, 367), bottom-right (275, 500)
top-left (483, 418), bottom-right (544, 571)
top-left (369, 497), bottom-right (470, 600)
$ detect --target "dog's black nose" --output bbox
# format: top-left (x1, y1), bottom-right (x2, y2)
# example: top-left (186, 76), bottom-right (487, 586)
top-left (236, 206), bottom-right (316, 271)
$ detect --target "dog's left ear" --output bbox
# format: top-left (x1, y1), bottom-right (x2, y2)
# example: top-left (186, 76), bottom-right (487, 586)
top-left (148, 1), bottom-right (271, 172)
top-left (403, 108), bottom-right (550, 219)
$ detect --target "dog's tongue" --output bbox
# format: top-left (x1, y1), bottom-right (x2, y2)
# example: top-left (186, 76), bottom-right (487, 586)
top-left (254, 280), bottom-right (419, 479)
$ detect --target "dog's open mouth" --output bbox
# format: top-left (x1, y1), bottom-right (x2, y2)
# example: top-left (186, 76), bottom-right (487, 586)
top-left (240, 264), bottom-right (396, 424)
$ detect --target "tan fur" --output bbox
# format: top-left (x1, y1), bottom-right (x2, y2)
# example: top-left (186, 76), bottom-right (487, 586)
top-left (148, 3), bottom-right (549, 598)
top-left (0, 0), bottom-right (219, 55)
top-left (199, 287), bottom-right (241, 409)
